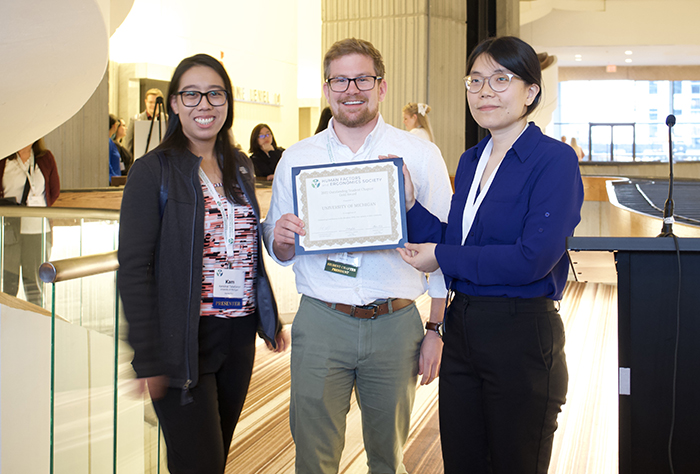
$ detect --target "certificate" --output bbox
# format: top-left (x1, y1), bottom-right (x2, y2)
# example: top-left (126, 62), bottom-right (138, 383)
top-left (292, 158), bottom-right (407, 255)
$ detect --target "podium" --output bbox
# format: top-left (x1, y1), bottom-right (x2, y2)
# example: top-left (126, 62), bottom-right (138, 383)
top-left (567, 237), bottom-right (700, 474)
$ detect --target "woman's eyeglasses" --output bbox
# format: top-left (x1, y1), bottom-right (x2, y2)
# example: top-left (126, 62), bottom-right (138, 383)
top-left (464, 73), bottom-right (518, 93)
top-left (176, 90), bottom-right (228, 107)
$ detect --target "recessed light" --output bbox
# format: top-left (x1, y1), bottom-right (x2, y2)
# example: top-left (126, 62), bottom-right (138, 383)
top-left (625, 50), bottom-right (633, 55)
top-left (575, 54), bottom-right (582, 58)
top-left (625, 58), bottom-right (632, 63)
top-left (575, 58), bottom-right (582, 62)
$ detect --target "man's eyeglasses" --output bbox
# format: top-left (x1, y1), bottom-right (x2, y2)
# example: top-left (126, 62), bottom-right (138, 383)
top-left (176, 90), bottom-right (228, 107)
top-left (326, 75), bottom-right (382, 93)
top-left (464, 73), bottom-right (518, 93)
top-left (258, 134), bottom-right (271, 139)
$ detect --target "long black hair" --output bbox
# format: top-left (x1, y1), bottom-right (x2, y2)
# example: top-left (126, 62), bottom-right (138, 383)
top-left (248, 123), bottom-right (279, 156)
top-left (467, 36), bottom-right (542, 117)
top-left (157, 53), bottom-right (246, 205)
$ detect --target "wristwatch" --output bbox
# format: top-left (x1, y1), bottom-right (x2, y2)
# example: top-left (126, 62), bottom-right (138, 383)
top-left (425, 321), bottom-right (444, 338)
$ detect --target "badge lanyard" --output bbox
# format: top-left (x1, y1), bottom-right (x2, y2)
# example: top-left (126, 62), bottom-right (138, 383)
top-left (14, 154), bottom-right (37, 197)
top-left (461, 124), bottom-right (528, 243)
top-left (323, 133), bottom-right (375, 276)
top-left (199, 168), bottom-right (236, 261)
top-left (199, 168), bottom-right (247, 308)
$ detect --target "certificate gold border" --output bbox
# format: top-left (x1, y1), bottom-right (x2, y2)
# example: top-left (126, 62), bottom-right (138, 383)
top-left (296, 161), bottom-right (403, 252)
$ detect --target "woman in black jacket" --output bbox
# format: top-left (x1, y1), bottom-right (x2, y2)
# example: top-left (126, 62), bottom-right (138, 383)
top-left (248, 123), bottom-right (284, 180)
top-left (118, 53), bottom-right (288, 474)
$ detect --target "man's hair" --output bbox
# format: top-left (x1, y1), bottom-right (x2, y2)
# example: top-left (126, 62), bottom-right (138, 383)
top-left (145, 88), bottom-right (164, 99)
top-left (323, 38), bottom-right (385, 81)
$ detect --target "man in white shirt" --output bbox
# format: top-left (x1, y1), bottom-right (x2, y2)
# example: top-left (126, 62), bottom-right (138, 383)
top-left (263, 38), bottom-right (452, 474)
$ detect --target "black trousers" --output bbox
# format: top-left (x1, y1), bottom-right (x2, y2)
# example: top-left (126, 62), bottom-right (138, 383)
top-left (153, 314), bottom-right (257, 474)
top-left (439, 292), bottom-right (568, 474)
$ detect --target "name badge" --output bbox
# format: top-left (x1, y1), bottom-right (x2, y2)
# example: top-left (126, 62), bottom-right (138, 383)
top-left (324, 252), bottom-right (361, 278)
top-left (27, 194), bottom-right (44, 207)
top-left (213, 268), bottom-right (246, 309)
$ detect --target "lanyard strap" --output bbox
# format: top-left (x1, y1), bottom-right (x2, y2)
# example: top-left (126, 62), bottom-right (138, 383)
top-left (199, 168), bottom-right (236, 261)
top-left (461, 139), bottom-right (501, 243)
top-left (14, 155), bottom-right (36, 196)
top-left (326, 132), bottom-right (376, 164)
top-left (461, 124), bottom-right (529, 244)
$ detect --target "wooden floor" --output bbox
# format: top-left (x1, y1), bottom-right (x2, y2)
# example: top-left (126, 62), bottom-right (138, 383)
top-left (225, 281), bottom-right (619, 473)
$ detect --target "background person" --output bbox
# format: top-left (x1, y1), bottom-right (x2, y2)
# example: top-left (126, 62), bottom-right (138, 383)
top-left (125, 87), bottom-right (168, 156)
top-left (402, 102), bottom-right (435, 142)
top-left (570, 136), bottom-right (585, 160)
top-left (248, 123), bottom-right (284, 180)
top-left (0, 138), bottom-right (60, 305)
top-left (264, 38), bottom-right (453, 474)
top-left (108, 114), bottom-right (123, 180)
top-left (398, 36), bottom-right (584, 474)
top-left (118, 53), bottom-right (287, 474)
top-left (314, 106), bottom-right (333, 134)
top-left (112, 118), bottom-right (133, 175)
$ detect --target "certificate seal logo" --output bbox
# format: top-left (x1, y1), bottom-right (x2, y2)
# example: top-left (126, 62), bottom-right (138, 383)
top-left (312, 179), bottom-right (320, 188)
top-left (216, 269), bottom-right (223, 277)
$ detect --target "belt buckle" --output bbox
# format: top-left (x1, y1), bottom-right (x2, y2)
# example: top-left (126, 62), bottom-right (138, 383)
top-left (352, 303), bottom-right (379, 319)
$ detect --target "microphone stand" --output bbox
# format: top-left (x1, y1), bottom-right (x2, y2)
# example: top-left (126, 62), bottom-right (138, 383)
top-left (658, 114), bottom-right (676, 237)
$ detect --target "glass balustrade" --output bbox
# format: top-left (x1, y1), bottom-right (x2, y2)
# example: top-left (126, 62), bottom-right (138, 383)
top-left (0, 206), bottom-right (167, 474)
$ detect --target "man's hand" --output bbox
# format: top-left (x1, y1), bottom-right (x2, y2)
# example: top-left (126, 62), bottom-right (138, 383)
top-left (378, 154), bottom-right (415, 211)
top-left (272, 213), bottom-right (305, 261)
top-left (419, 331), bottom-right (443, 385)
top-left (397, 242), bottom-right (439, 273)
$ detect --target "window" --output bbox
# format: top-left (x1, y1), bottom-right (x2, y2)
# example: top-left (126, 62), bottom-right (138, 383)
top-left (674, 81), bottom-right (682, 94)
top-left (649, 109), bottom-right (658, 121)
top-left (692, 83), bottom-right (700, 94)
top-left (649, 82), bottom-right (658, 94)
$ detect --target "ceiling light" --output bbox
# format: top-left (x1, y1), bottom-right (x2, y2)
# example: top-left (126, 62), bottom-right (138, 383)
top-left (625, 51), bottom-right (633, 55)
top-left (625, 58), bottom-right (633, 63)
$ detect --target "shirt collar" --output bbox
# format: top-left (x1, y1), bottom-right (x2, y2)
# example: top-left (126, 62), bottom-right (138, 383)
top-left (473, 121), bottom-right (541, 163)
top-left (327, 114), bottom-right (386, 157)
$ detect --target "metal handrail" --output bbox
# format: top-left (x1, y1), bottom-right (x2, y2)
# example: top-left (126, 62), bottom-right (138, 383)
top-left (39, 251), bottom-right (119, 284)
top-left (0, 207), bottom-right (120, 219)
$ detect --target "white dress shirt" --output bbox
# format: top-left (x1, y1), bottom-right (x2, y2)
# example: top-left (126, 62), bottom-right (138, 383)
top-left (263, 115), bottom-right (453, 306)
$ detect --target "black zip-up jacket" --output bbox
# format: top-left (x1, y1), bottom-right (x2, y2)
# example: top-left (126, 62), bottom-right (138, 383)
top-left (118, 147), bottom-right (281, 402)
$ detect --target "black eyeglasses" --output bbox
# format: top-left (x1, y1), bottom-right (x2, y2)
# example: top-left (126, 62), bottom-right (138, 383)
top-left (464, 73), bottom-right (518, 93)
top-left (176, 90), bottom-right (228, 107)
top-left (258, 133), bottom-right (271, 139)
top-left (326, 75), bottom-right (382, 93)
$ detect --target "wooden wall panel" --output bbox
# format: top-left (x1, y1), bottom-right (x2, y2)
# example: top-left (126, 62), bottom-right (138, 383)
top-left (322, 0), bottom-right (466, 174)
top-left (43, 71), bottom-right (109, 190)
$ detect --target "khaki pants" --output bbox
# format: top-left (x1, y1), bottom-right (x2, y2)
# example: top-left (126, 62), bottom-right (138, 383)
top-left (290, 295), bottom-right (424, 474)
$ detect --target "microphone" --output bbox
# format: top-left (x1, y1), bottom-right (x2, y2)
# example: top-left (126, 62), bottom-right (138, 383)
top-left (658, 115), bottom-right (676, 237)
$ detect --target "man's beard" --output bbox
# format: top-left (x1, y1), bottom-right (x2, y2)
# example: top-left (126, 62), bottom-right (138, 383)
top-left (332, 96), bottom-right (378, 128)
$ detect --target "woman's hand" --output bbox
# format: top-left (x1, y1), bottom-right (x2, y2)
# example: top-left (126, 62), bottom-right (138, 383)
top-left (137, 375), bottom-right (169, 401)
top-left (378, 154), bottom-right (415, 211)
top-left (266, 328), bottom-right (290, 353)
top-left (261, 143), bottom-right (275, 153)
top-left (397, 242), bottom-right (439, 273)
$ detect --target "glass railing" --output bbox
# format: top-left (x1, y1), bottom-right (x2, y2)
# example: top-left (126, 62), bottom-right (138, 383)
top-left (0, 206), bottom-right (166, 474)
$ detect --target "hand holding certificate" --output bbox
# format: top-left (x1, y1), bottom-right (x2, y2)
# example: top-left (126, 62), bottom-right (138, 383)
top-left (292, 158), bottom-right (407, 255)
